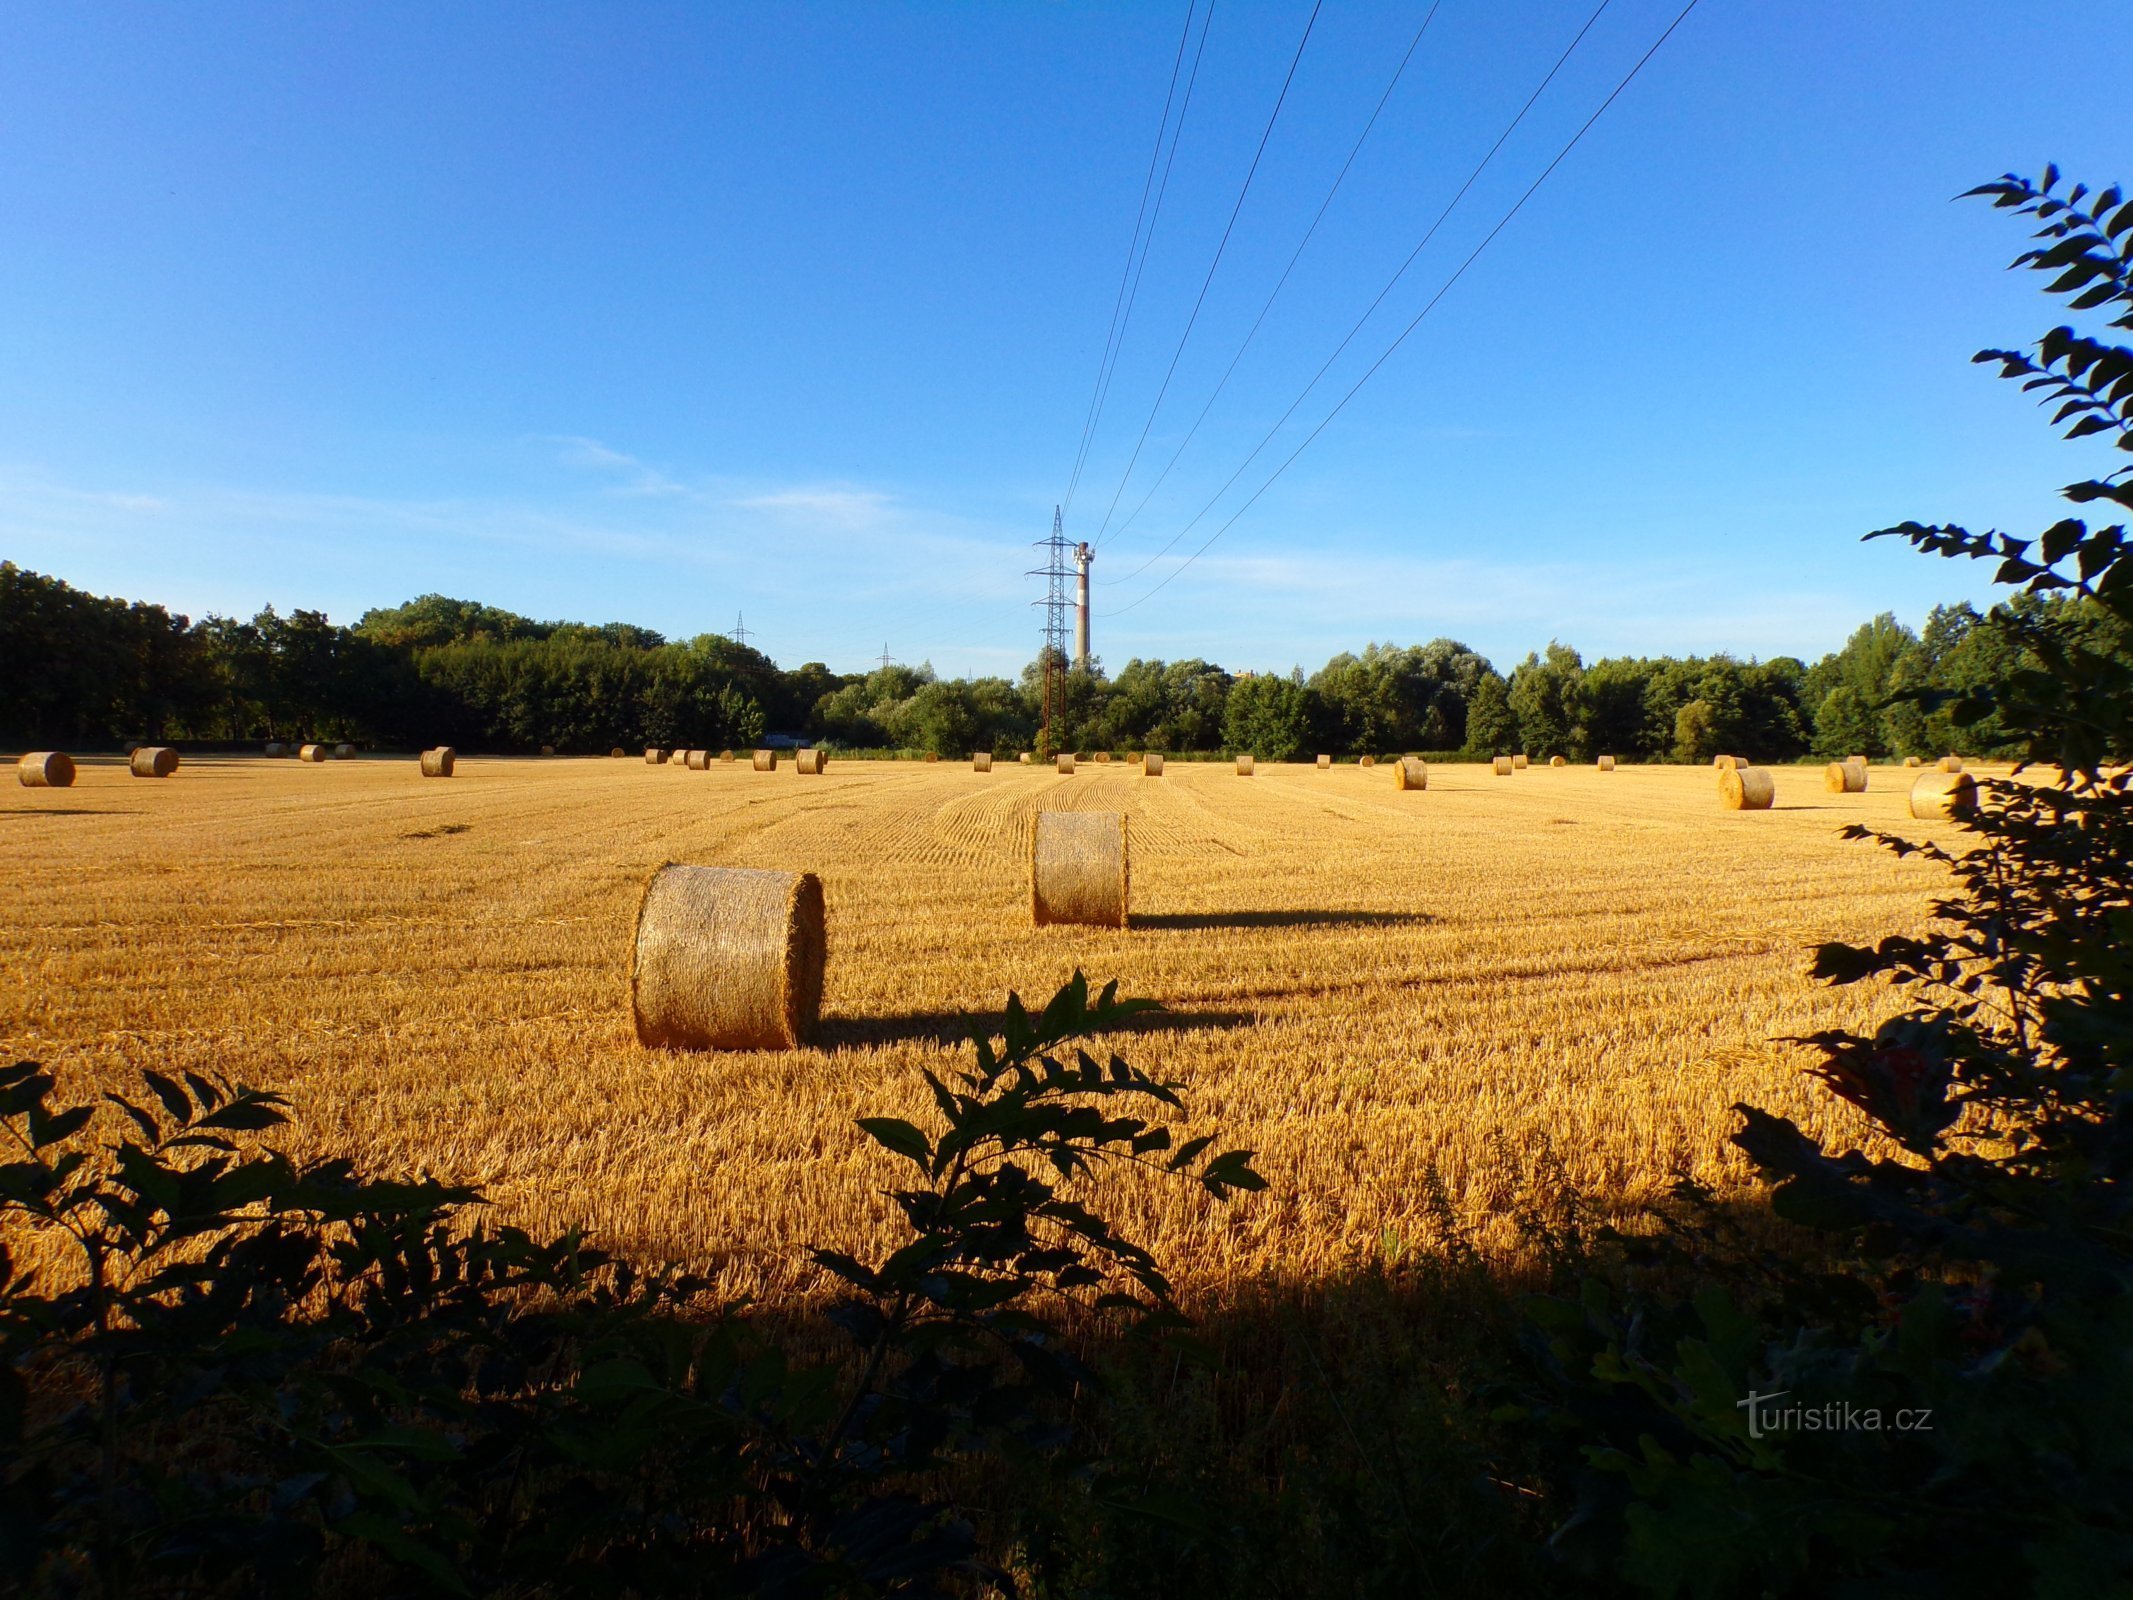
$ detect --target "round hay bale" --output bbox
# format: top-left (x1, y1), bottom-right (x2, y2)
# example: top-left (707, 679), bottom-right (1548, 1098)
top-left (1316, 754), bottom-right (1331, 769)
top-left (796, 748), bottom-right (826, 775)
top-left (925, 751), bottom-right (939, 763)
top-left (684, 749), bottom-right (708, 770)
top-left (129, 746), bottom-right (180, 779)
top-left (1030, 810), bottom-right (1129, 929)
top-left (1394, 757), bottom-right (1427, 791)
top-left (1848, 754), bottom-right (1869, 767)
top-left (1713, 754), bottom-right (1743, 771)
top-left (1095, 752), bottom-right (1112, 765)
top-left (264, 741), bottom-right (289, 758)
top-left (298, 743), bottom-right (329, 763)
top-left (1719, 766), bottom-right (1775, 810)
top-left (1823, 760), bottom-right (1867, 794)
top-left (1020, 752), bottom-right (1033, 764)
top-left (540, 745), bottom-right (555, 757)
top-left (333, 743), bottom-right (356, 760)
top-left (752, 749), bottom-right (778, 771)
top-left (1549, 755), bottom-right (1566, 767)
top-left (973, 752), bottom-right (993, 772)
top-left (1131, 752), bottom-right (1144, 764)
top-left (17, 752), bottom-right (75, 788)
top-left (1597, 755), bottom-right (1616, 771)
top-left (632, 865), bottom-right (826, 1051)
top-left (1938, 755), bottom-right (1964, 773)
top-left (1143, 753), bottom-right (1165, 777)
top-left (1056, 754), bottom-right (1075, 775)
top-left (1910, 770), bottom-right (1977, 820)
top-left (1359, 754), bottom-right (1376, 768)
top-left (721, 750), bottom-right (736, 763)
top-left (610, 747), bottom-right (626, 758)
top-left (645, 747), bottom-right (667, 764)
top-left (1236, 754), bottom-right (1254, 776)
top-left (1905, 755), bottom-right (1922, 768)
top-left (1492, 756), bottom-right (1513, 776)
top-left (1512, 753), bottom-right (1529, 770)
top-left (419, 747), bottom-right (455, 778)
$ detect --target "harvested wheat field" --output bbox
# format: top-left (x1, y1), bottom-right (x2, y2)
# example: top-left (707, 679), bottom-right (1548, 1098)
top-left (0, 754), bottom-right (1995, 1303)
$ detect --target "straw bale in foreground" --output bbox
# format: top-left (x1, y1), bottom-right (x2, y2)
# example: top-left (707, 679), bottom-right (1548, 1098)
top-left (419, 748), bottom-right (455, 778)
top-left (1824, 760), bottom-right (1867, 794)
top-left (1911, 770), bottom-right (1977, 820)
top-left (299, 744), bottom-right (329, 763)
top-left (632, 864), bottom-right (825, 1050)
top-left (686, 750), bottom-right (710, 771)
top-left (130, 747), bottom-right (180, 778)
top-left (1719, 766), bottom-right (1775, 810)
top-left (1317, 754), bottom-right (1331, 768)
top-left (1394, 758), bottom-right (1426, 791)
top-left (1143, 753), bottom-right (1164, 776)
top-left (796, 748), bottom-right (826, 775)
top-left (1598, 756), bottom-right (1616, 771)
top-left (973, 752), bottom-right (993, 772)
top-left (1056, 754), bottom-right (1075, 775)
top-left (752, 749), bottom-right (777, 771)
top-left (1030, 811), bottom-right (1129, 929)
top-left (1492, 756), bottom-right (1513, 776)
top-left (17, 752), bottom-right (75, 788)
top-left (1236, 754), bottom-right (1254, 776)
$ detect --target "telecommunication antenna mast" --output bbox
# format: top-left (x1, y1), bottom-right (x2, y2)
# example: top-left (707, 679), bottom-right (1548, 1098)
top-left (1029, 505), bottom-right (1074, 756)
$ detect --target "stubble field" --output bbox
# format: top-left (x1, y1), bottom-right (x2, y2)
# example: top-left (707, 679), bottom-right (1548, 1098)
top-left (0, 753), bottom-right (1976, 1302)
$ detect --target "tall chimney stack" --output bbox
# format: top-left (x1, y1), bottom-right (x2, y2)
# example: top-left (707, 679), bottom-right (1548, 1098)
top-left (1073, 543), bottom-right (1092, 671)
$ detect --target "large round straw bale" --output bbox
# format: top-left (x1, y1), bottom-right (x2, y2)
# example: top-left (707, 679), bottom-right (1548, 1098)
top-left (1492, 756), bottom-right (1513, 776)
top-left (1719, 766), bottom-right (1775, 810)
top-left (1904, 755), bottom-right (1922, 768)
top-left (331, 743), bottom-right (356, 760)
top-left (796, 748), bottom-right (826, 775)
top-left (129, 746), bottom-right (180, 778)
top-left (1549, 755), bottom-right (1566, 767)
top-left (1848, 754), bottom-right (1869, 767)
top-left (1143, 753), bottom-right (1164, 777)
top-left (721, 750), bottom-right (736, 763)
top-left (1713, 754), bottom-right (1743, 771)
top-left (1020, 752), bottom-right (1033, 764)
top-left (632, 865), bottom-right (826, 1051)
top-left (1095, 751), bottom-right (1111, 764)
top-left (541, 745), bottom-right (555, 757)
top-left (1394, 758), bottom-right (1427, 791)
top-left (1236, 754), bottom-right (1254, 776)
top-left (610, 747), bottom-right (626, 758)
top-left (1030, 811), bottom-right (1129, 929)
top-left (683, 749), bottom-right (707, 770)
top-left (1597, 755), bottom-right (1616, 771)
top-left (299, 743), bottom-right (329, 763)
top-left (419, 747), bottom-right (455, 778)
top-left (264, 741), bottom-right (288, 758)
top-left (925, 752), bottom-right (939, 763)
top-left (1910, 770), bottom-right (1977, 820)
top-left (17, 752), bottom-right (75, 788)
top-left (1512, 754), bottom-right (1529, 770)
top-left (1359, 754), bottom-right (1375, 768)
top-left (1131, 752), bottom-right (1144, 764)
top-left (646, 747), bottom-right (667, 764)
top-left (1938, 755), bottom-right (1964, 773)
top-left (1824, 760), bottom-right (1867, 794)
top-left (752, 749), bottom-right (778, 771)
top-left (1316, 753), bottom-right (1331, 769)
top-left (973, 752), bottom-right (993, 772)
top-left (1056, 754), bottom-right (1075, 775)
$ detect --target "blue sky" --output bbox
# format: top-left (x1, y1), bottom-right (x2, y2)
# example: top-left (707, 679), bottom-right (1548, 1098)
top-left (0, 1), bottom-right (2123, 678)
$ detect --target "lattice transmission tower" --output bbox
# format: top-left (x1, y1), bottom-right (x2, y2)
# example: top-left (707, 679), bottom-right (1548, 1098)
top-left (1028, 505), bottom-right (1075, 757)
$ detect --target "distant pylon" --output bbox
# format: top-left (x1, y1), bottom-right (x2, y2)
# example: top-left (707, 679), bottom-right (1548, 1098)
top-left (730, 611), bottom-right (752, 650)
top-left (1028, 506), bottom-right (1075, 755)
top-left (878, 642), bottom-right (894, 672)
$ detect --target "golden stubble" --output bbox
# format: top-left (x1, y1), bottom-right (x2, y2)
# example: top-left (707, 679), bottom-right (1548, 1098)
top-left (0, 754), bottom-right (1976, 1303)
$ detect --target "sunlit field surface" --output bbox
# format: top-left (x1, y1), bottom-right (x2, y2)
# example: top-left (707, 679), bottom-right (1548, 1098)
top-left (1, 754), bottom-right (1984, 1301)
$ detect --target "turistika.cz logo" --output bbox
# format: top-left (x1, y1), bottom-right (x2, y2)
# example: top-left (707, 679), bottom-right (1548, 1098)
top-left (1736, 1389), bottom-right (1934, 1440)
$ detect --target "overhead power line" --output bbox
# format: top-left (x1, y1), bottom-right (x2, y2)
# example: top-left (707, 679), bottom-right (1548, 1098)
top-left (1103, 0), bottom-right (1619, 593)
top-left (1088, 0), bottom-right (1326, 549)
top-left (1103, 0), bottom-right (1705, 618)
top-left (1097, 0), bottom-right (1447, 572)
top-left (1061, 0), bottom-right (1204, 515)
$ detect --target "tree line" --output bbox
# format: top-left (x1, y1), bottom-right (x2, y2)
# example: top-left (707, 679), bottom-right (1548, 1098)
top-left (0, 559), bottom-right (2089, 760)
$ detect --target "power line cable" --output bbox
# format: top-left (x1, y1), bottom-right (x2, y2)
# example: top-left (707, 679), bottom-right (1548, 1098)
top-left (1097, 0), bottom-right (1446, 565)
top-left (1066, 0), bottom-right (1218, 517)
top-left (1061, 0), bottom-right (1202, 513)
top-left (1088, 0), bottom-right (1325, 547)
top-left (1102, 0), bottom-right (1703, 617)
top-left (1103, 0), bottom-right (1616, 590)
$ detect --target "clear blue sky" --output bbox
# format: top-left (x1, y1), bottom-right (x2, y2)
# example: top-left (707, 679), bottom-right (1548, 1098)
top-left (0, 1), bottom-right (2123, 678)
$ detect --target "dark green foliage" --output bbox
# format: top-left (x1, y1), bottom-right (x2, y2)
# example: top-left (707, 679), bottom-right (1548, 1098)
top-left (1512, 168), bottom-right (2133, 1597)
top-left (0, 974), bottom-right (1260, 1597)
